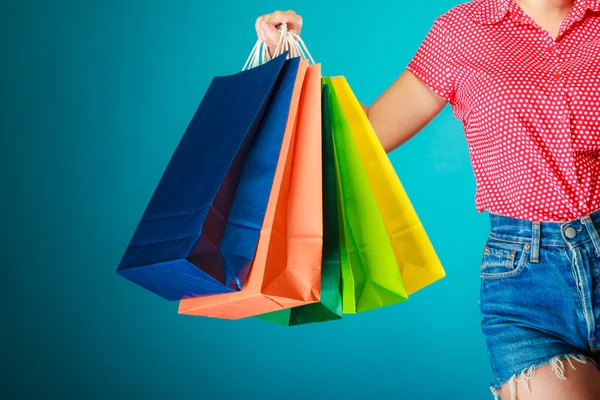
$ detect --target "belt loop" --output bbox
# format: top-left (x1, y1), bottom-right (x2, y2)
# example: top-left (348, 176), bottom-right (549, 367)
top-left (530, 221), bottom-right (541, 263)
top-left (581, 215), bottom-right (600, 257)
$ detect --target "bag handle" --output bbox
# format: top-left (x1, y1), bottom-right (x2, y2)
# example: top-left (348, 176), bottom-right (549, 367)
top-left (242, 23), bottom-right (316, 71)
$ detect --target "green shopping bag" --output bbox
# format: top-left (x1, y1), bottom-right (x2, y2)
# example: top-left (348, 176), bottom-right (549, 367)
top-left (257, 82), bottom-right (343, 326)
top-left (324, 77), bottom-right (408, 314)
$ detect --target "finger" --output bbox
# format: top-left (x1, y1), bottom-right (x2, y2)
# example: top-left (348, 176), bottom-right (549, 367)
top-left (263, 10), bottom-right (302, 33)
top-left (266, 10), bottom-right (284, 26)
top-left (255, 16), bottom-right (262, 41)
top-left (255, 14), bottom-right (268, 42)
top-left (284, 10), bottom-right (303, 34)
top-left (266, 10), bottom-right (302, 34)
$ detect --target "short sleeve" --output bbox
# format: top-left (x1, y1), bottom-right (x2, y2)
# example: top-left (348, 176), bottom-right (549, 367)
top-left (406, 17), bottom-right (456, 104)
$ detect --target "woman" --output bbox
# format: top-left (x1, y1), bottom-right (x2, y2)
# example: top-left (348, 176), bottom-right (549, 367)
top-left (255, 1), bottom-right (600, 399)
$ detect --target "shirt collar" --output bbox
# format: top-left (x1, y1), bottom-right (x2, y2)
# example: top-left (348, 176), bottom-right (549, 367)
top-left (473, 0), bottom-right (600, 25)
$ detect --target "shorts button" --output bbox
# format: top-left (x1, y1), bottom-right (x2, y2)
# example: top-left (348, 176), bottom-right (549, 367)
top-left (564, 227), bottom-right (577, 239)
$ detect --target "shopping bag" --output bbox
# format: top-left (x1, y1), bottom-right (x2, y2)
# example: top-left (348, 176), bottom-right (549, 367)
top-left (219, 56), bottom-right (305, 290)
top-left (179, 61), bottom-right (324, 319)
top-left (116, 53), bottom-right (295, 301)
top-left (325, 77), bottom-right (408, 314)
top-left (330, 77), bottom-right (445, 294)
top-left (256, 79), bottom-right (342, 326)
top-left (259, 63), bottom-right (323, 303)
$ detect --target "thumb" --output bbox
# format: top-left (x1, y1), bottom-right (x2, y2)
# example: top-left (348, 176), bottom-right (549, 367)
top-left (261, 21), bottom-right (281, 48)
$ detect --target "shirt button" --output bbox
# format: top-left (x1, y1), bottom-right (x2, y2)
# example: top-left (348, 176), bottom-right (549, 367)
top-left (554, 72), bottom-right (562, 79)
top-left (546, 45), bottom-right (555, 53)
top-left (564, 227), bottom-right (577, 239)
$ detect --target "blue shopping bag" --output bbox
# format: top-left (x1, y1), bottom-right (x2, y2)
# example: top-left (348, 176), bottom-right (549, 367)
top-left (219, 56), bottom-right (301, 290)
top-left (117, 53), bottom-right (298, 301)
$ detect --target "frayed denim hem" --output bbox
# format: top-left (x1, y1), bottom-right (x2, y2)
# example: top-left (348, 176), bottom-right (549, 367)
top-left (489, 353), bottom-right (598, 400)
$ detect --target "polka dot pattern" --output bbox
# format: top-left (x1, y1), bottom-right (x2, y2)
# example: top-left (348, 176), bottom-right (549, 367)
top-left (406, 0), bottom-right (600, 222)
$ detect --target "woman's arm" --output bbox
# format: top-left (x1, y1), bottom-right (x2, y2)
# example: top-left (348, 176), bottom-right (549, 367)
top-left (256, 10), bottom-right (448, 153)
top-left (361, 70), bottom-right (447, 152)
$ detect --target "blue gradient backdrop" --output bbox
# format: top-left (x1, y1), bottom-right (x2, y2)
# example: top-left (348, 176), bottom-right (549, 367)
top-left (2, 0), bottom-right (495, 399)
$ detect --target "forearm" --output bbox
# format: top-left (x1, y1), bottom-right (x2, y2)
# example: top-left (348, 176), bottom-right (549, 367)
top-left (358, 71), bottom-right (447, 153)
top-left (360, 103), bottom-right (369, 118)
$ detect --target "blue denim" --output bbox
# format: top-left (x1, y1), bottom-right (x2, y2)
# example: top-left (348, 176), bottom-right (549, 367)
top-left (479, 207), bottom-right (600, 398)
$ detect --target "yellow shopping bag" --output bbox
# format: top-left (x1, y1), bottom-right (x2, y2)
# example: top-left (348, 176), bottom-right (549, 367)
top-left (330, 77), bottom-right (446, 295)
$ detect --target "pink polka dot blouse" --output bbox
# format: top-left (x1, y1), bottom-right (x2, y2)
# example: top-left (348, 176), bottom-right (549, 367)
top-left (406, 0), bottom-right (600, 222)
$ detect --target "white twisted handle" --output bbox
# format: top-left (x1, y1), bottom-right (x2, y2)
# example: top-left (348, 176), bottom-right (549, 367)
top-left (242, 23), bottom-right (315, 71)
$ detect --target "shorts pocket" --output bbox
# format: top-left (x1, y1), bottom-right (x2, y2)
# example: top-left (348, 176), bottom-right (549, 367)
top-left (480, 237), bottom-right (531, 280)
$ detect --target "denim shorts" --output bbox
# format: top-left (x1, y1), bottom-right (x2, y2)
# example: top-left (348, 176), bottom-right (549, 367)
top-left (478, 207), bottom-right (600, 399)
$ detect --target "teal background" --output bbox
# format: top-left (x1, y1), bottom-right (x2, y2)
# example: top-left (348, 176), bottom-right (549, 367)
top-left (2, 0), bottom-right (494, 399)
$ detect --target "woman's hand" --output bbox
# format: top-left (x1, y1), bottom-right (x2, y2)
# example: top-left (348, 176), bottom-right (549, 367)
top-left (255, 10), bottom-right (303, 56)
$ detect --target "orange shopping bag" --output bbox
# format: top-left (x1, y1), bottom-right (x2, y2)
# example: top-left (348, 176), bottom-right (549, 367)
top-left (178, 61), bottom-right (323, 319)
